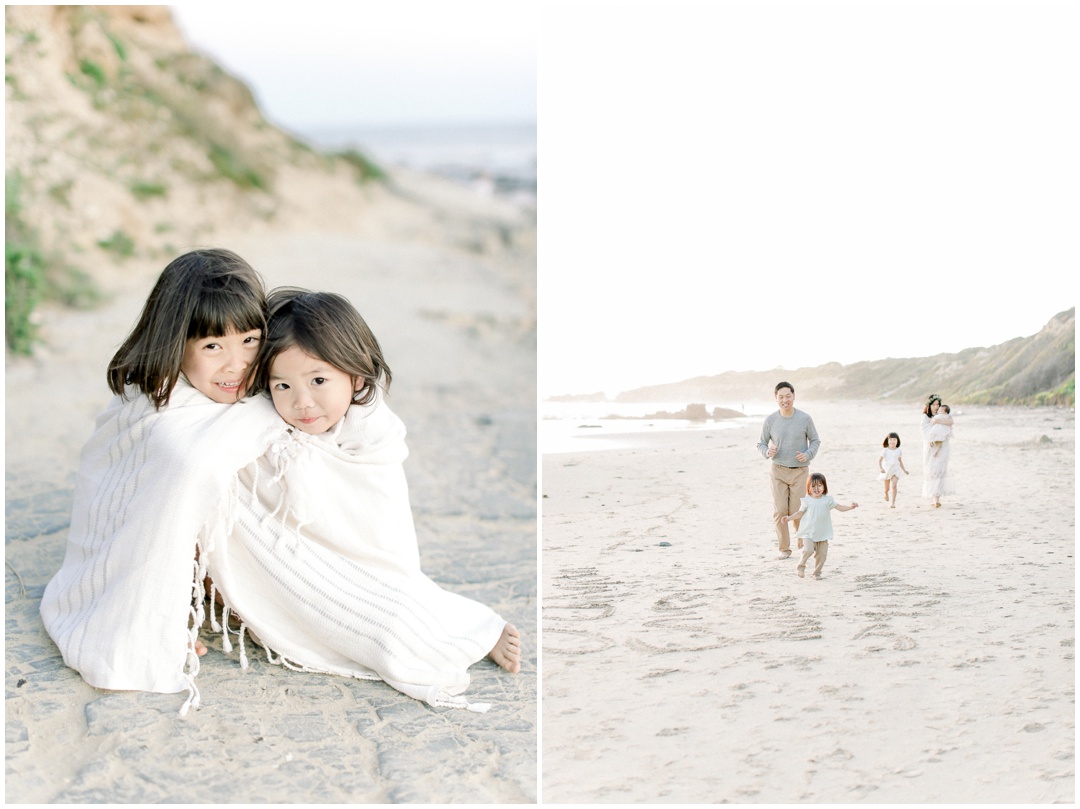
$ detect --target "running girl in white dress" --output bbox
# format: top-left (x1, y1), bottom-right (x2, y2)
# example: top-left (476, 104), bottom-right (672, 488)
top-left (877, 431), bottom-right (909, 508)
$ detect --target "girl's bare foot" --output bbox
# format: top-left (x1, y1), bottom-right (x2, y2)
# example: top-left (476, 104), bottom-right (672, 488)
top-left (195, 639), bottom-right (208, 657)
top-left (488, 623), bottom-right (522, 673)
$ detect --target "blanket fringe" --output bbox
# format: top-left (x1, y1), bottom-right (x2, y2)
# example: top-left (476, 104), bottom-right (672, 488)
top-left (180, 556), bottom-right (208, 718)
top-left (220, 606), bottom-right (233, 652)
top-left (208, 582), bottom-right (220, 632)
top-left (237, 623), bottom-right (249, 669)
top-left (264, 436), bottom-right (316, 553)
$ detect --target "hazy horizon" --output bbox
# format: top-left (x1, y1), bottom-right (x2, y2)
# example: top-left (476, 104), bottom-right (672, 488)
top-left (545, 304), bottom-right (1073, 399)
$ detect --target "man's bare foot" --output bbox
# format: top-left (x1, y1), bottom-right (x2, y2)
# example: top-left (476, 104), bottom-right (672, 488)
top-left (488, 623), bottom-right (522, 673)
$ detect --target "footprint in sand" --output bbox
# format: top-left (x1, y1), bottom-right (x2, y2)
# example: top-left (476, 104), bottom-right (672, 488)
top-left (544, 566), bottom-right (623, 655)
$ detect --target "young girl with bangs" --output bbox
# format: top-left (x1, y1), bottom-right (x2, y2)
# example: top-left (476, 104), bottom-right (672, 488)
top-left (782, 472), bottom-right (858, 579)
top-left (878, 432), bottom-right (909, 508)
top-left (203, 288), bottom-right (521, 711)
top-left (40, 248), bottom-right (283, 715)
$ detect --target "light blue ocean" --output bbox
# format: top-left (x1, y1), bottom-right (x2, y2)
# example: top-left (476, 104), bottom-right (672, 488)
top-left (304, 120), bottom-right (536, 201)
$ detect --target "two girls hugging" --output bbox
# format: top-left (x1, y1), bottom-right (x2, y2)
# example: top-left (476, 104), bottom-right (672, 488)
top-left (40, 248), bottom-right (521, 715)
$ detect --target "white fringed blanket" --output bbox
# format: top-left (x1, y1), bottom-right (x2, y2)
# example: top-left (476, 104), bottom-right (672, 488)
top-left (42, 381), bottom-right (505, 714)
top-left (204, 395), bottom-right (506, 711)
top-left (39, 379), bottom-right (283, 714)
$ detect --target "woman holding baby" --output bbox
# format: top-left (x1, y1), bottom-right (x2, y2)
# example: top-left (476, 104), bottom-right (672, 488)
top-left (920, 394), bottom-right (954, 507)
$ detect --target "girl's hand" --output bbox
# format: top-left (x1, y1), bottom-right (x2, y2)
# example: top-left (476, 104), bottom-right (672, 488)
top-left (781, 515), bottom-right (790, 523)
top-left (851, 502), bottom-right (859, 508)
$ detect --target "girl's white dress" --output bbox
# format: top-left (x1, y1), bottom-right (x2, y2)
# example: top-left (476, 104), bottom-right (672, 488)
top-left (879, 447), bottom-right (904, 480)
top-left (920, 414), bottom-right (954, 498)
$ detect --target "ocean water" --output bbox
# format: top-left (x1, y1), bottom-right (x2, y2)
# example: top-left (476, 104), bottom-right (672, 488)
top-left (541, 399), bottom-right (771, 455)
top-left (304, 120), bottom-right (536, 202)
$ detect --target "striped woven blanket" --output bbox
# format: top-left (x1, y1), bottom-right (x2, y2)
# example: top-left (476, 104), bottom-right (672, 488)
top-left (205, 395), bottom-right (505, 711)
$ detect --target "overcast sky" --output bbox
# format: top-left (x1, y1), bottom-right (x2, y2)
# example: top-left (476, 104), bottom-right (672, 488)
top-left (170, 3), bottom-right (537, 133)
top-left (539, 0), bottom-right (1076, 397)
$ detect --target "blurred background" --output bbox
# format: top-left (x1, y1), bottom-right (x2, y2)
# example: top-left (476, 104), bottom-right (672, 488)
top-left (5, 2), bottom-right (536, 355)
top-left (172, 3), bottom-right (537, 200)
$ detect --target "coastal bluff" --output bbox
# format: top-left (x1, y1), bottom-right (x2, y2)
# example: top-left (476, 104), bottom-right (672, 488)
top-left (609, 308), bottom-right (1074, 408)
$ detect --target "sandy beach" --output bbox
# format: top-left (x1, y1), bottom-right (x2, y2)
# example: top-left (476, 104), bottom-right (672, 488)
top-left (541, 399), bottom-right (1073, 802)
top-left (5, 174), bottom-right (537, 803)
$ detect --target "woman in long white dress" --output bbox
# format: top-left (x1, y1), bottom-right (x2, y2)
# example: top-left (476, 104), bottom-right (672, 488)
top-left (920, 395), bottom-right (954, 507)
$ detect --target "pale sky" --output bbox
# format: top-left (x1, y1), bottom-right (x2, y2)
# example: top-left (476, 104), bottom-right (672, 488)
top-left (168, 2), bottom-right (1075, 401)
top-left (169, 3), bottom-right (537, 132)
top-left (539, 0), bottom-right (1076, 397)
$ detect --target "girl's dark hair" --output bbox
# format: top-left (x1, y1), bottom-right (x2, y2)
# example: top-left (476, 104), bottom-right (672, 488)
top-left (107, 249), bottom-right (266, 409)
top-left (806, 472), bottom-right (828, 495)
top-left (923, 395), bottom-right (942, 418)
top-left (883, 432), bottom-right (901, 448)
top-left (252, 287), bottom-right (391, 406)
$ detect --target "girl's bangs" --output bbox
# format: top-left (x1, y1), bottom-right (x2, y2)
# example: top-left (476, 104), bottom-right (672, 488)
top-left (187, 291), bottom-right (264, 340)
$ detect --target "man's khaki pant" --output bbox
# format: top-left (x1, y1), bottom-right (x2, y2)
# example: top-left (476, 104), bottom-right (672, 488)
top-left (770, 464), bottom-right (808, 553)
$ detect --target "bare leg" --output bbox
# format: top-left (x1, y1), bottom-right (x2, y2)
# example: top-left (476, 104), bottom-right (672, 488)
top-left (489, 623), bottom-right (522, 673)
top-left (889, 477), bottom-right (898, 508)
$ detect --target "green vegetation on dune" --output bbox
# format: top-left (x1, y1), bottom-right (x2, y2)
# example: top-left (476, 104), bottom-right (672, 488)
top-left (128, 180), bottom-right (168, 200)
top-left (334, 148), bottom-right (388, 184)
top-left (5, 173), bottom-right (100, 354)
top-left (6, 5), bottom-right (432, 359)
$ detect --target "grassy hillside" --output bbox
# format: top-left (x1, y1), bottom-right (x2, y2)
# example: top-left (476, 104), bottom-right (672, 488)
top-left (615, 308), bottom-right (1075, 407)
top-left (3, 6), bottom-right (380, 352)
